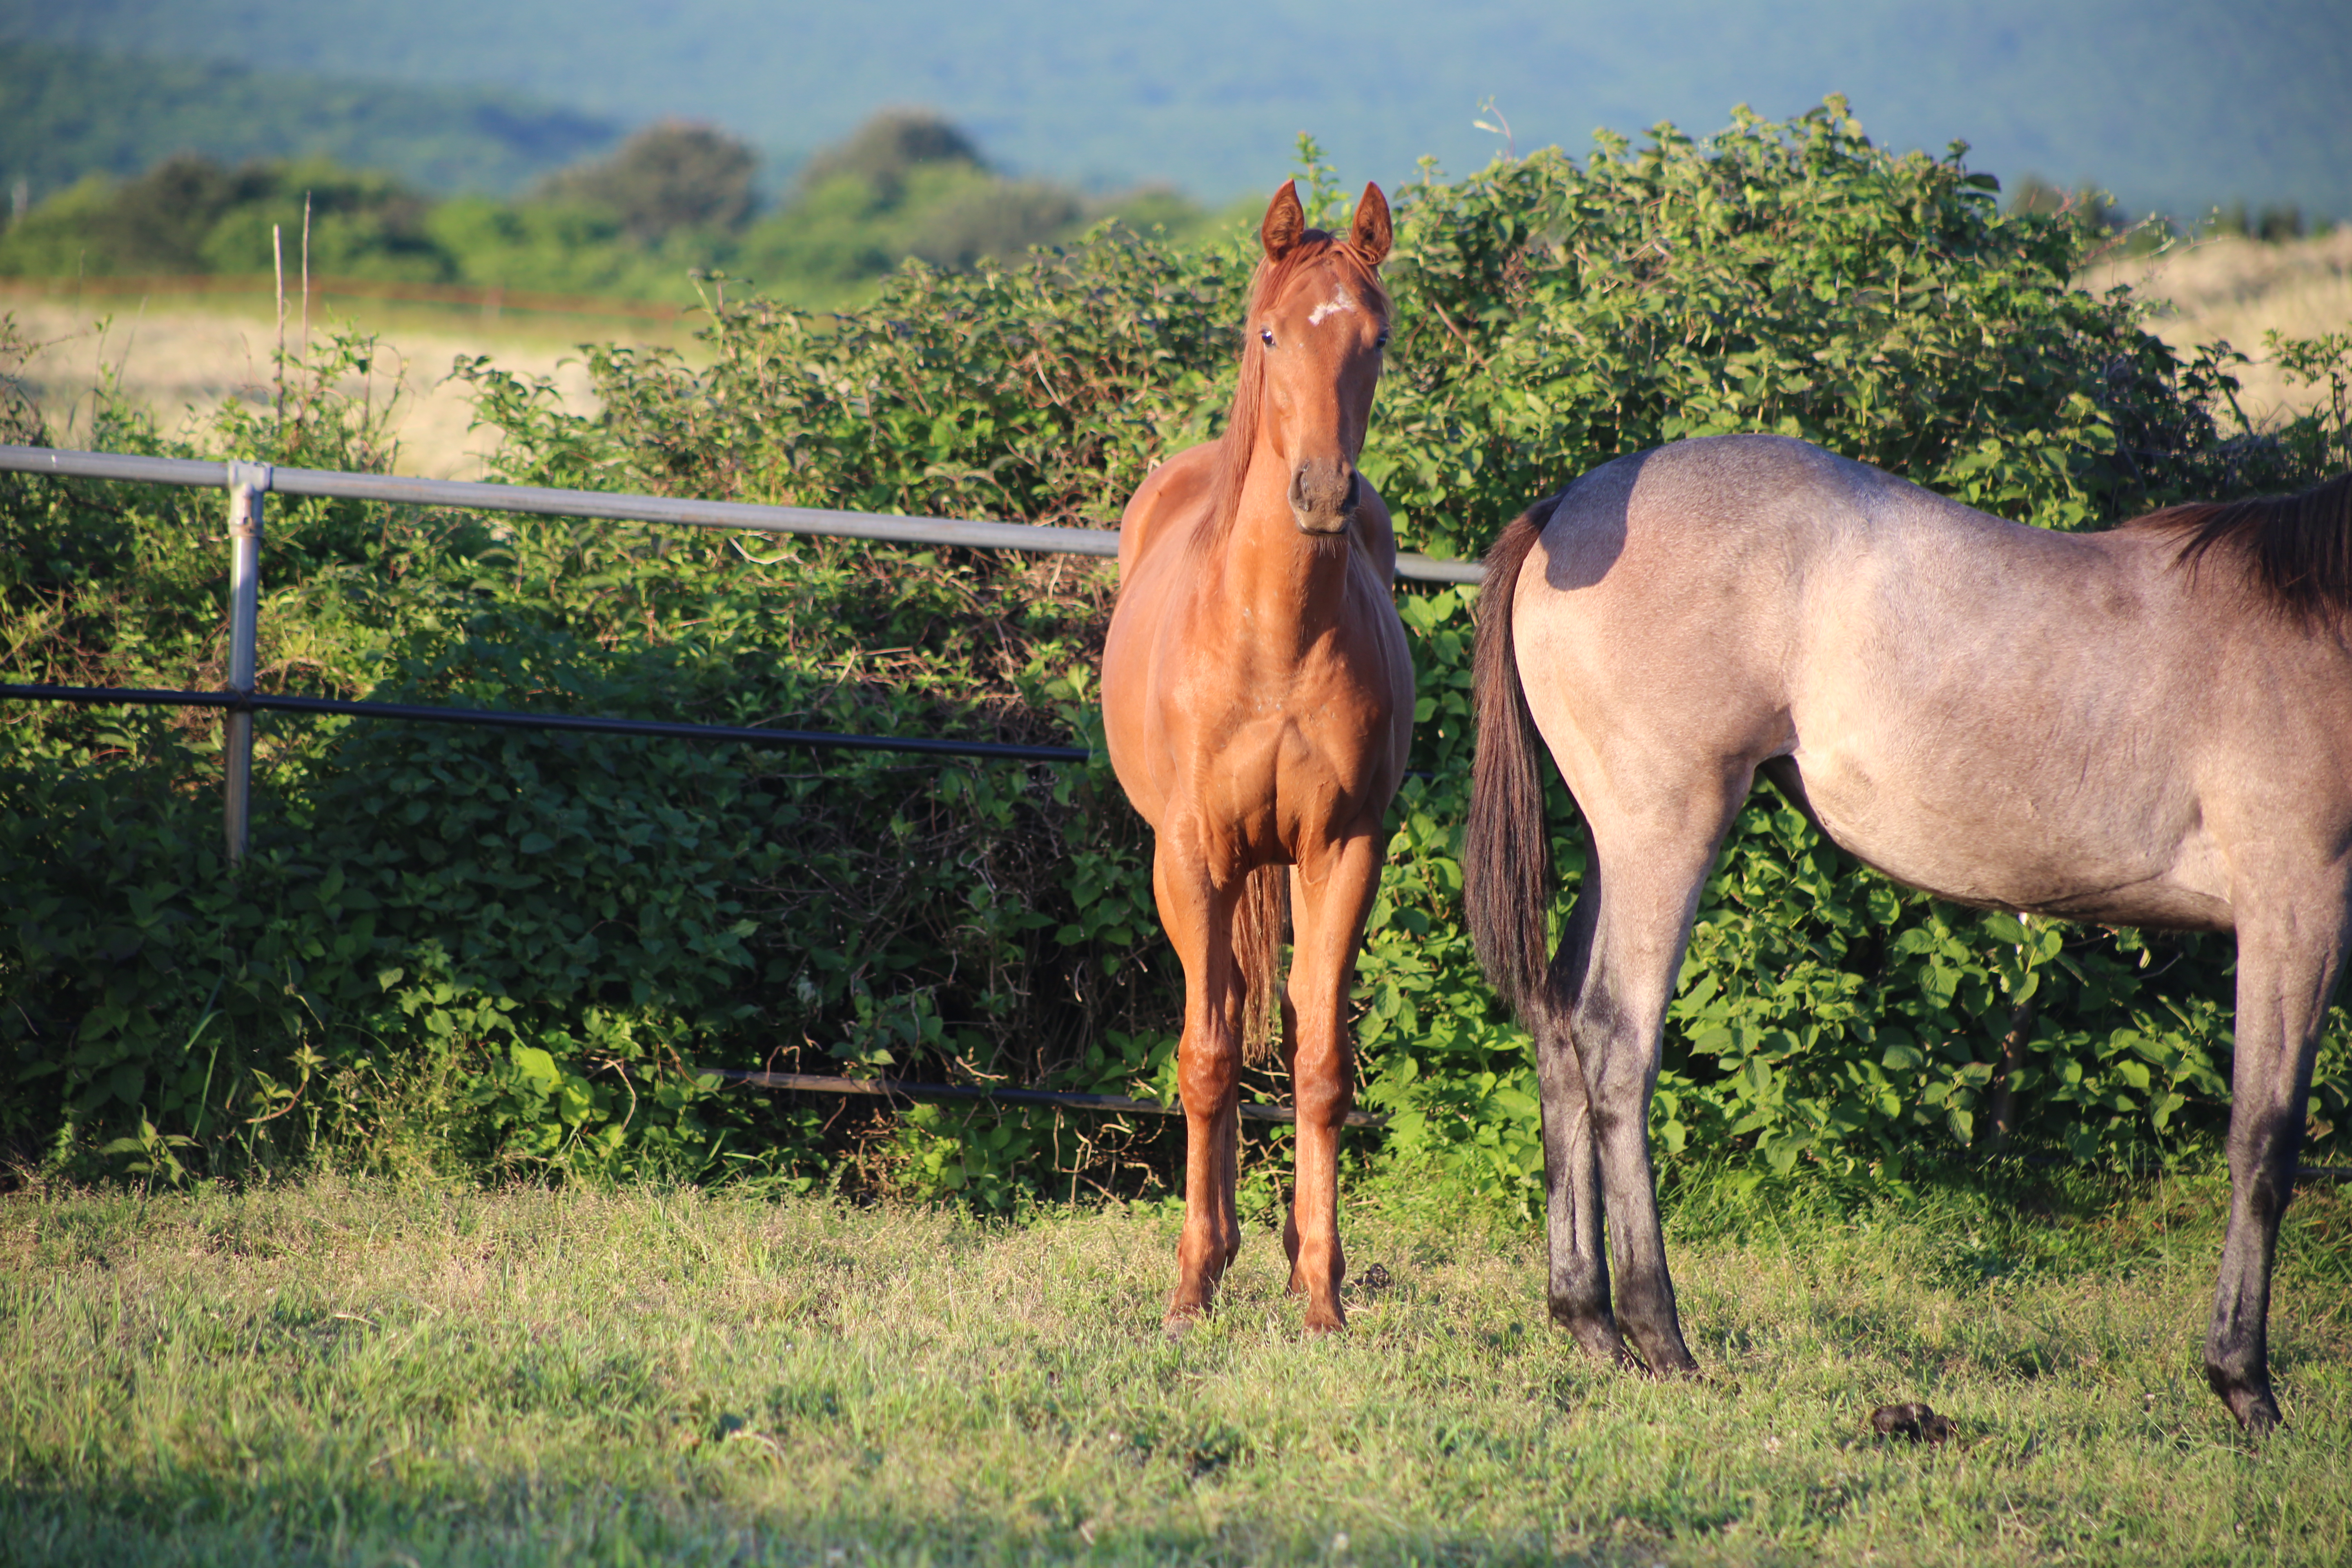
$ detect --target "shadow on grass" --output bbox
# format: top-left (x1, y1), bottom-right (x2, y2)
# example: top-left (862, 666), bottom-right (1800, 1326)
top-left (0, 1482), bottom-right (1581, 1567)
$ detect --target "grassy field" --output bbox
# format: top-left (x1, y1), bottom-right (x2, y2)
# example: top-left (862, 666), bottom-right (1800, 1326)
top-left (1, 1170), bottom-right (2346, 1566)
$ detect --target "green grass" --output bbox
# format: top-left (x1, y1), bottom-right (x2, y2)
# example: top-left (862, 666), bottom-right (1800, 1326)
top-left (1, 1170), bottom-right (2348, 1565)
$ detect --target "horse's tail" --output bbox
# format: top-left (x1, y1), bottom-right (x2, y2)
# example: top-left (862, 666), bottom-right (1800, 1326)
top-left (1466, 498), bottom-right (1558, 1024)
top-left (1236, 864), bottom-right (1289, 1067)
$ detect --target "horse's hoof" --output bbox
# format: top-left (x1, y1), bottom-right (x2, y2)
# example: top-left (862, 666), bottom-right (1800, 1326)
top-left (1304, 1305), bottom-right (1347, 1335)
top-left (1552, 1309), bottom-right (1636, 1369)
top-left (2221, 1383), bottom-right (2281, 1434)
top-left (2205, 1364), bottom-right (2282, 1434)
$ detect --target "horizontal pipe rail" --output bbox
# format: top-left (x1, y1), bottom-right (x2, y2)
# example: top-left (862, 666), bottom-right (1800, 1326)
top-left (0, 684), bottom-right (1091, 764)
top-left (712, 1069), bottom-right (1388, 1129)
top-left (0, 444), bottom-right (1486, 584)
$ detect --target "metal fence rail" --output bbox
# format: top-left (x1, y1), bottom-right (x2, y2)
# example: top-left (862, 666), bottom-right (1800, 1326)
top-left (713, 1069), bottom-right (1387, 1129)
top-left (0, 442), bottom-right (1481, 864)
top-left (0, 683), bottom-right (1093, 764)
top-left (0, 444), bottom-right (1486, 578)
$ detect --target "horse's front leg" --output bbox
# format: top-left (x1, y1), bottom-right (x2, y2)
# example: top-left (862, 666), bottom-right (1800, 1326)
top-left (1282, 831), bottom-right (1384, 1332)
top-left (1155, 838), bottom-right (1245, 1331)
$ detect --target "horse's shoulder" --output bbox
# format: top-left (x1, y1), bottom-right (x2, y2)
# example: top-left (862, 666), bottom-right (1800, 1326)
top-left (1119, 443), bottom-right (1220, 574)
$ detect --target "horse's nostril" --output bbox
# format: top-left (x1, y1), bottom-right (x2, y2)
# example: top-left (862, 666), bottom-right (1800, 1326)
top-left (1289, 463), bottom-right (1356, 522)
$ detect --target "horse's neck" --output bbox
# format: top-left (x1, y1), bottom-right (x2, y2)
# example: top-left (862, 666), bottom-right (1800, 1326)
top-left (1207, 451), bottom-right (1354, 653)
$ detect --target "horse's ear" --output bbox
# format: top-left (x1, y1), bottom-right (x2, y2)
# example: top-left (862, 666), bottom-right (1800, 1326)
top-left (1261, 181), bottom-right (1306, 261)
top-left (1350, 183), bottom-right (1392, 266)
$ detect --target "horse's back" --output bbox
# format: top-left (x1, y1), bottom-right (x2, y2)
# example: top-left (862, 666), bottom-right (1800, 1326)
top-left (1514, 434), bottom-right (2352, 929)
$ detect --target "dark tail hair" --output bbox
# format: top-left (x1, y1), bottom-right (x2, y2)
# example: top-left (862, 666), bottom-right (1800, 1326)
top-left (1236, 864), bottom-right (1288, 1065)
top-left (1466, 500), bottom-right (1558, 1023)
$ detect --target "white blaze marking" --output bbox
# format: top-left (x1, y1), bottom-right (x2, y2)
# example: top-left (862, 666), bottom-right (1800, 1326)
top-left (1307, 287), bottom-right (1357, 327)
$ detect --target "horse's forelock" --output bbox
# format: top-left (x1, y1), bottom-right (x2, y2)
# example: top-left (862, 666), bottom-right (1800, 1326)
top-left (1196, 236), bottom-right (1390, 548)
top-left (1250, 232), bottom-right (1389, 316)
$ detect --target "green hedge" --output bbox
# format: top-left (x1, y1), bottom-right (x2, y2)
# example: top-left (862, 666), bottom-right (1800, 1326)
top-left (5, 105), bottom-right (2349, 1201)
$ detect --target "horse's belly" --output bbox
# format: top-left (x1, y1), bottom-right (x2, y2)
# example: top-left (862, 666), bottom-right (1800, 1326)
top-left (1784, 748), bottom-right (2234, 929)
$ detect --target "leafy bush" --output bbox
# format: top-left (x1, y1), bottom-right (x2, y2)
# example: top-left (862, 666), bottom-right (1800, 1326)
top-left (6, 104), bottom-right (2350, 1203)
top-left (1343, 102), bottom-right (2352, 1198)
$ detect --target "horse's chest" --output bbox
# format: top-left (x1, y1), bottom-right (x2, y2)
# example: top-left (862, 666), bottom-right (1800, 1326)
top-left (1199, 705), bottom-right (1390, 854)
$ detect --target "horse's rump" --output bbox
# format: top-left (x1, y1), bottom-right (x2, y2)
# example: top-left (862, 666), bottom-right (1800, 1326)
top-left (1465, 433), bottom-right (2352, 1429)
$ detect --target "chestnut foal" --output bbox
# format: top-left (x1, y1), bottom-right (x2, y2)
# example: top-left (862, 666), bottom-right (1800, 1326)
top-left (1101, 181), bottom-right (1413, 1332)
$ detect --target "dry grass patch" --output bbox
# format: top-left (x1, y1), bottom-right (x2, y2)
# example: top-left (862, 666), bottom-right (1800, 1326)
top-left (2084, 230), bottom-right (2352, 421)
top-left (0, 290), bottom-right (681, 477)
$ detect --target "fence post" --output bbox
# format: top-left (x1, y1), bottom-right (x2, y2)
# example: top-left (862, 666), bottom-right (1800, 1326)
top-left (224, 460), bottom-right (273, 864)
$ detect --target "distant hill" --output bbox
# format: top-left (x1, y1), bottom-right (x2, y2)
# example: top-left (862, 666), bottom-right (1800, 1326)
top-left (5, 1), bottom-right (2347, 220)
top-left (0, 39), bottom-right (619, 204)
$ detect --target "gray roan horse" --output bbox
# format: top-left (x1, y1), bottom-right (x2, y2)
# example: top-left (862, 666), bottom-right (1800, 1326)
top-left (1466, 433), bottom-right (2352, 1432)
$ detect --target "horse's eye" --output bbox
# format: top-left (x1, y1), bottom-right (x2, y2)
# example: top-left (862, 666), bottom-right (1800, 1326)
top-left (1375, 328), bottom-right (1390, 349)
top-left (1260, 327), bottom-right (1276, 349)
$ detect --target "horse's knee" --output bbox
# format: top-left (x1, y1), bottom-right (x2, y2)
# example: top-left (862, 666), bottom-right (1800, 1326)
top-left (1178, 1054), bottom-right (1237, 1120)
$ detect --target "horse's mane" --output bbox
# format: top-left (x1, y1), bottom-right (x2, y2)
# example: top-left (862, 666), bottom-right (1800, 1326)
top-left (1195, 232), bottom-right (1390, 551)
top-left (2129, 470), bottom-right (2352, 621)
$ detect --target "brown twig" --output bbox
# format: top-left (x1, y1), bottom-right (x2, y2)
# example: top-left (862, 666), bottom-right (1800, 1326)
top-left (1423, 296), bottom-right (1492, 373)
top-left (1986, 994), bottom-right (2039, 1152)
top-left (272, 224), bottom-right (285, 437)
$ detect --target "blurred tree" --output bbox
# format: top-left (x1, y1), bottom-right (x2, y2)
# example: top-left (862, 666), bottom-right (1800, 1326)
top-left (2258, 204), bottom-right (2306, 243)
top-left (0, 154), bottom-right (448, 278)
top-left (2006, 173), bottom-right (2119, 233)
top-left (795, 109), bottom-right (985, 199)
top-left (534, 122), bottom-right (757, 241)
top-left (902, 179), bottom-right (1083, 270)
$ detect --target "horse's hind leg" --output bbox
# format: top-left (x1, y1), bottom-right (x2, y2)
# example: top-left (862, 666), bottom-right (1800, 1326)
top-left (2205, 891), bottom-right (2345, 1431)
top-left (1534, 873), bottom-right (1631, 1365)
top-left (1557, 775), bottom-right (1751, 1376)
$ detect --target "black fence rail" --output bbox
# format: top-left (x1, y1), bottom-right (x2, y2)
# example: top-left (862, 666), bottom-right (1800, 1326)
top-left (0, 683), bottom-right (1092, 765)
top-left (713, 1071), bottom-right (1388, 1129)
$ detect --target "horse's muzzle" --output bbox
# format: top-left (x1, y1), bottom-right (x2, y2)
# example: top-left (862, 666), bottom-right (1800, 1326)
top-left (1289, 461), bottom-right (1360, 535)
